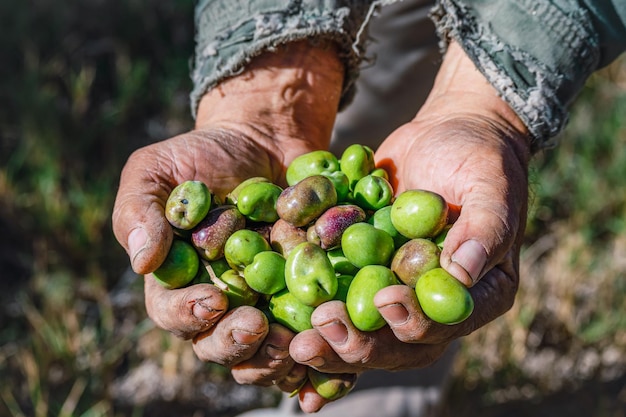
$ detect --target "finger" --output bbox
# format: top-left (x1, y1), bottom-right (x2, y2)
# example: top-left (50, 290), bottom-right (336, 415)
top-left (297, 380), bottom-right (333, 413)
top-left (439, 147), bottom-right (528, 287)
top-left (290, 328), bottom-right (348, 372)
top-left (275, 363), bottom-right (308, 394)
top-left (302, 301), bottom-right (448, 372)
top-left (231, 323), bottom-right (296, 386)
top-left (374, 285), bottom-right (458, 344)
top-left (144, 277), bottom-right (228, 339)
top-left (112, 146), bottom-right (177, 274)
top-left (192, 305), bottom-right (269, 367)
top-left (308, 301), bottom-right (384, 369)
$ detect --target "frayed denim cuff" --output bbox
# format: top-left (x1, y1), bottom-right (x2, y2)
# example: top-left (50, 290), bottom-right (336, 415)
top-left (431, 0), bottom-right (600, 151)
top-left (190, 0), bottom-right (397, 119)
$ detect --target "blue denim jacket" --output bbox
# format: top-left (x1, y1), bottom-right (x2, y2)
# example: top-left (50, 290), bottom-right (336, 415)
top-left (191, 0), bottom-right (626, 151)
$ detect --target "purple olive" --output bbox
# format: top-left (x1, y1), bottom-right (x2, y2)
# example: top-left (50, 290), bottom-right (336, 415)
top-left (313, 204), bottom-right (366, 250)
top-left (191, 205), bottom-right (246, 261)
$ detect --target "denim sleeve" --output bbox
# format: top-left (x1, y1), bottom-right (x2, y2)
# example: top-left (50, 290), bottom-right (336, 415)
top-left (431, 0), bottom-right (626, 151)
top-left (190, 0), bottom-right (392, 118)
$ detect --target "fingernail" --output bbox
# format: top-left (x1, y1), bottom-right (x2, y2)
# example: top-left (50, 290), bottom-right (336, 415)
top-left (378, 303), bottom-right (409, 325)
top-left (266, 344), bottom-right (290, 360)
top-left (128, 227), bottom-right (148, 265)
top-left (192, 301), bottom-right (224, 322)
top-left (285, 364), bottom-right (308, 384)
top-left (232, 329), bottom-right (264, 345)
top-left (451, 239), bottom-right (487, 282)
top-left (305, 356), bottom-right (325, 367)
top-left (318, 321), bottom-right (348, 346)
top-left (285, 372), bottom-right (306, 385)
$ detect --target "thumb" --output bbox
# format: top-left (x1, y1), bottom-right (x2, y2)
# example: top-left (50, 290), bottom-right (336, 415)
top-left (439, 186), bottom-right (527, 287)
top-left (112, 149), bottom-right (175, 274)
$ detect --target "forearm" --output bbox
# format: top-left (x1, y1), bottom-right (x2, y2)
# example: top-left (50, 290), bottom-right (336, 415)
top-left (419, 42), bottom-right (529, 136)
top-left (417, 41), bottom-right (532, 161)
top-left (191, 0), bottom-right (385, 120)
top-left (196, 41), bottom-right (345, 164)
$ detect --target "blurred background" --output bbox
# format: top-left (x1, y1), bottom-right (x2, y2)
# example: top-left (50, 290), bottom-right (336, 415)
top-left (0, 1), bottom-right (625, 416)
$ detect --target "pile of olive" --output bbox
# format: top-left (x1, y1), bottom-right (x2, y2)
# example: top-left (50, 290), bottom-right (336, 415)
top-left (154, 144), bottom-right (474, 335)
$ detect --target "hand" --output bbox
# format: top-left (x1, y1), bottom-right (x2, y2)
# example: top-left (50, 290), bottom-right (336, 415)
top-left (289, 41), bottom-right (532, 411)
top-left (112, 41), bottom-right (344, 393)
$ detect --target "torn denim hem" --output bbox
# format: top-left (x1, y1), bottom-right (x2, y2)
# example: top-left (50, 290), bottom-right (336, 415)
top-left (190, 1), bottom-right (399, 120)
top-left (431, 0), bottom-right (599, 152)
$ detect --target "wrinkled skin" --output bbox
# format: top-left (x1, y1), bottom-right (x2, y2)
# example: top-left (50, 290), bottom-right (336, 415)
top-left (112, 41), bottom-right (344, 399)
top-left (288, 42), bottom-right (531, 413)
top-left (289, 114), bottom-right (530, 406)
top-left (112, 40), bottom-right (532, 414)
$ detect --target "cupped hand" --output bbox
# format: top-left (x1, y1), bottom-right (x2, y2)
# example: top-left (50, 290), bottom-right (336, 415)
top-left (291, 115), bottom-right (530, 379)
top-left (112, 127), bottom-right (300, 385)
top-left (112, 40), bottom-right (345, 393)
top-left (289, 42), bottom-right (532, 409)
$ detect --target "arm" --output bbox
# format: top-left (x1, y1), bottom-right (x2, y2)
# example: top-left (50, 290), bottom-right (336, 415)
top-left (113, 0), bottom-right (390, 407)
top-left (290, 38), bottom-right (530, 385)
top-left (291, 0), bottom-right (626, 411)
top-left (432, 0), bottom-right (626, 149)
top-left (112, 39), bottom-right (345, 391)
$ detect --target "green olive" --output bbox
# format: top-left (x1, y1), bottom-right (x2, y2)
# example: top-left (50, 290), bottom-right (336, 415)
top-left (224, 229), bottom-right (272, 272)
top-left (340, 144), bottom-right (375, 190)
top-left (165, 180), bottom-right (212, 230)
top-left (285, 150), bottom-right (340, 186)
top-left (152, 240), bottom-right (200, 289)
top-left (213, 269), bottom-right (260, 308)
top-left (224, 177), bottom-right (271, 205)
top-left (236, 181), bottom-right (283, 223)
top-left (333, 274), bottom-right (355, 303)
top-left (269, 289), bottom-right (315, 333)
top-left (341, 222), bottom-right (395, 268)
top-left (390, 189), bottom-right (448, 239)
top-left (326, 247), bottom-right (359, 276)
top-left (415, 268), bottom-right (474, 325)
top-left (285, 242), bottom-right (337, 307)
top-left (352, 175), bottom-right (394, 210)
top-left (345, 265), bottom-right (398, 332)
top-left (243, 251), bottom-right (287, 295)
top-left (433, 224), bottom-right (452, 251)
top-left (307, 368), bottom-right (356, 400)
top-left (368, 205), bottom-right (410, 249)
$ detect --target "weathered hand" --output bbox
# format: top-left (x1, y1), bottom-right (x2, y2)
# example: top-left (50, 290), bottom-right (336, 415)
top-left (112, 127), bottom-right (299, 385)
top-left (112, 40), bottom-right (345, 394)
top-left (289, 42), bottom-right (532, 411)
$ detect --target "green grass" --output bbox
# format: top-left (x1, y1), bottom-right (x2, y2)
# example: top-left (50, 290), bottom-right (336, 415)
top-left (1, 1), bottom-right (626, 416)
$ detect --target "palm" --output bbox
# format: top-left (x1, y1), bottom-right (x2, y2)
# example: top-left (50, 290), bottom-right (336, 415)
top-left (112, 126), bottom-right (331, 397)
top-left (288, 116), bottom-right (530, 381)
top-left (378, 115), bottom-right (529, 327)
top-left (125, 129), bottom-right (283, 200)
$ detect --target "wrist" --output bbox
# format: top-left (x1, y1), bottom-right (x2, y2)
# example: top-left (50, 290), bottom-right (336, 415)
top-left (418, 41), bottom-right (532, 159)
top-left (196, 40), bottom-right (345, 162)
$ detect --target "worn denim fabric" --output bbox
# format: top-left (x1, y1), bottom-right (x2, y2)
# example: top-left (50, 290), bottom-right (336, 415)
top-left (192, 0), bottom-right (625, 151)
top-left (190, 0), bottom-right (398, 118)
top-left (580, 0), bottom-right (626, 67)
top-left (191, 0), bottom-right (626, 150)
top-left (432, 0), bottom-right (626, 151)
